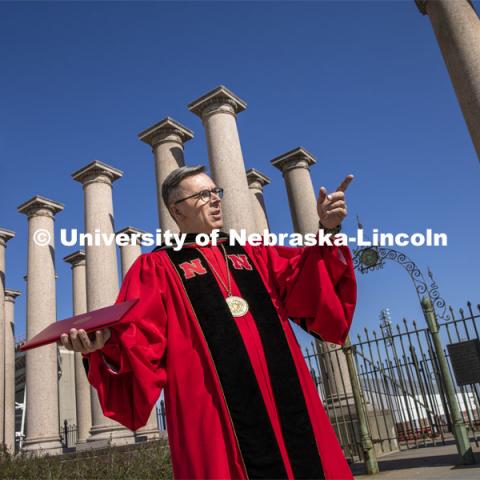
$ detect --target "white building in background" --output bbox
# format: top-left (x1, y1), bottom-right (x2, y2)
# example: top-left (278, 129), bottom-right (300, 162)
top-left (362, 389), bottom-right (478, 427)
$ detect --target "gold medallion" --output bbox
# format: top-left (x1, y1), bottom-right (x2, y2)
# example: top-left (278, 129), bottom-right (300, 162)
top-left (226, 296), bottom-right (249, 317)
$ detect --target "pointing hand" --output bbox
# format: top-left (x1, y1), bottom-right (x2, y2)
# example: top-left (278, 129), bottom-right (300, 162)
top-left (317, 174), bottom-right (354, 229)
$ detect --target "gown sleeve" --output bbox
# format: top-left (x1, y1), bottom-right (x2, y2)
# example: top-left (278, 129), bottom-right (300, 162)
top-left (85, 253), bottom-right (168, 431)
top-left (261, 243), bottom-right (357, 346)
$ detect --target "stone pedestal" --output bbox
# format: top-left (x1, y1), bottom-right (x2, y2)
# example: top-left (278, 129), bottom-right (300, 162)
top-left (329, 404), bottom-right (398, 461)
top-left (138, 118), bottom-right (194, 231)
top-left (246, 168), bottom-right (270, 233)
top-left (116, 227), bottom-right (160, 441)
top-left (72, 161), bottom-right (134, 445)
top-left (189, 85), bottom-right (256, 233)
top-left (4, 288), bottom-right (21, 454)
top-left (18, 196), bottom-right (63, 454)
top-left (416, 0), bottom-right (480, 161)
top-left (134, 406), bottom-right (161, 442)
top-left (0, 228), bottom-right (15, 445)
top-left (63, 251), bottom-right (91, 444)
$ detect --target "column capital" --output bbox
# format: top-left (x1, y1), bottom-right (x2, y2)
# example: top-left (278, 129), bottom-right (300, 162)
top-left (71, 160), bottom-right (123, 187)
top-left (246, 168), bottom-right (271, 190)
top-left (138, 117), bottom-right (194, 147)
top-left (63, 250), bottom-right (86, 267)
top-left (0, 228), bottom-right (15, 247)
top-left (5, 289), bottom-right (21, 304)
top-left (17, 195), bottom-right (64, 219)
top-left (271, 147), bottom-right (316, 174)
top-left (188, 85), bottom-right (247, 119)
top-left (116, 226), bottom-right (146, 245)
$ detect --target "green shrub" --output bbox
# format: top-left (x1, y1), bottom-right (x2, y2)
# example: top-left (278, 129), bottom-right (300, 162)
top-left (0, 440), bottom-right (173, 479)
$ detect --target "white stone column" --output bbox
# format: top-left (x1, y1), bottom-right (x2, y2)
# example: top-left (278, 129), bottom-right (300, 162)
top-left (416, 0), bottom-right (480, 161)
top-left (4, 288), bottom-right (20, 454)
top-left (63, 251), bottom-right (91, 444)
top-left (116, 227), bottom-right (145, 279)
top-left (58, 347), bottom-right (76, 429)
top-left (138, 118), bottom-right (194, 232)
top-left (271, 147), bottom-right (318, 235)
top-left (116, 227), bottom-right (160, 441)
top-left (189, 85), bottom-right (256, 233)
top-left (0, 228), bottom-right (14, 446)
top-left (17, 196), bottom-right (63, 454)
top-left (72, 160), bottom-right (134, 445)
top-left (246, 168), bottom-right (270, 233)
top-left (271, 149), bottom-right (354, 405)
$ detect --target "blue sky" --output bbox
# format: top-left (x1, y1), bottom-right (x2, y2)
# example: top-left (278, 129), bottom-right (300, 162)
top-left (1, 1), bottom-right (480, 351)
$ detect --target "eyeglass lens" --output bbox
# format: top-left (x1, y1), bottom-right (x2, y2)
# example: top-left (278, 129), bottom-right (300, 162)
top-left (200, 188), bottom-right (223, 201)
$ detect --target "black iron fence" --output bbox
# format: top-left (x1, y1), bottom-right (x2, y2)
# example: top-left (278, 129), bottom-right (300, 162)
top-left (54, 301), bottom-right (480, 470)
top-left (60, 420), bottom-right (77, 449)
top-left (442, 303), bottom-right (480, 436)
top-left (303, 300), bottom-right (480, 463)
top-left (58, 401), bottom-right (166, 451)
top-left (156, 400), bottom-right (167, 431)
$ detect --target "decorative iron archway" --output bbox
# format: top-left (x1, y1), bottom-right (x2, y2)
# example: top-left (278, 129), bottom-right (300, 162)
top-left (352, 245), bottom-right (450, 321)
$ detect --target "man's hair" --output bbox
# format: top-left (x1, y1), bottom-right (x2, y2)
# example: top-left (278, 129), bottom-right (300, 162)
top-left (162, 165), bottom-right (206, 207)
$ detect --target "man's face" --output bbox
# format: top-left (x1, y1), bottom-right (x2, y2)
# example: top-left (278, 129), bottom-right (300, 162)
top-left (170, 173), bottom-right (223, 233)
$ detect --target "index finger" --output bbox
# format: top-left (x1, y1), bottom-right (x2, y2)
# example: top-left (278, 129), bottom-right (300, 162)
top-left (336, 174), bottom-right (354, 193)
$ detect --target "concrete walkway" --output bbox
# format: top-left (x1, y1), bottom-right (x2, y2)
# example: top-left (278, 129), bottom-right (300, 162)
top-left (352, 438), bottom-right (480, 479)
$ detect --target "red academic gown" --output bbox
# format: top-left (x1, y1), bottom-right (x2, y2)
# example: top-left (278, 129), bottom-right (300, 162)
top-left (85, 236), bottom-right (357, 480)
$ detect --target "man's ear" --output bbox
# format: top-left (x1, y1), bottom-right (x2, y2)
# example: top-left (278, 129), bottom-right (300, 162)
top-left (169, 204), bottom-right (182, 221)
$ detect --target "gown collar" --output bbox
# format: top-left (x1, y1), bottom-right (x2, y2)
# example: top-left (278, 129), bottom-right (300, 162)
top-left (183, 231), bottom-right (229, 245)
top-left (153, 231), bottom-right (229, 251)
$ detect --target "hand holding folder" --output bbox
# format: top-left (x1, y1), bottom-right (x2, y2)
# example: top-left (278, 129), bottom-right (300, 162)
top-left (19, 299), bottom-right (138, 352)
top-left (58, 327), bottom-right (112, 353)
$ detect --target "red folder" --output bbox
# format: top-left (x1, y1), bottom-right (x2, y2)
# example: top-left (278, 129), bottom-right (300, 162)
top-left (19, 299), bottom-right (138, 352)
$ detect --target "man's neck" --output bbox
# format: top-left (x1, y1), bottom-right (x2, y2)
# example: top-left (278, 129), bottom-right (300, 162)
top-left (180, 230), bottom-right (213, 235)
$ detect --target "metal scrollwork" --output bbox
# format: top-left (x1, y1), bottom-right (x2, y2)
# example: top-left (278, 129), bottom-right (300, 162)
top-left (353, 246), bottom-right (450, 321)
top-left (427, 267), bottom-right (449, 320)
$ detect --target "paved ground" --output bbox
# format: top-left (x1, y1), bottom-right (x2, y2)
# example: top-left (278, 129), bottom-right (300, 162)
top-left (352, 438), bottom-right (480, 479)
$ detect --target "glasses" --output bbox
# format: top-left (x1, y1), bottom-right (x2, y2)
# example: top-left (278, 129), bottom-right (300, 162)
top-left (174, 187), bottom-right (224, 205)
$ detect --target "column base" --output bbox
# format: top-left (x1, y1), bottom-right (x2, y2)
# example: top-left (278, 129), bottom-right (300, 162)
top-left (324, 393), bottom-right (356, 410)
top-left (326, 403), bottom-right (399, 458)
top-left (135, 427), bottom-right (162, 442)
top-left (88, 423), bottom-right (135, 446)
top-left (22, 434), bottom-right (63, 456)
top-left (76, 425), bottom-right (91, 445)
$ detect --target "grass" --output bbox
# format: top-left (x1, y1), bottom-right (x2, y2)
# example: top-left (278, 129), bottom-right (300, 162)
top-left (0, 439), bottom-right (173, 480)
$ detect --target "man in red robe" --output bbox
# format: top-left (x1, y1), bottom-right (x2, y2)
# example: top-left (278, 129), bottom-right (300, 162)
top-left (60, 165), bottom-right (356, 480)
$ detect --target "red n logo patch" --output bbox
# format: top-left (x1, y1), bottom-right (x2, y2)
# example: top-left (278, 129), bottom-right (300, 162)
top-left (227, 254), bottom-right (253, 271)
top-left (179, 258), bottom-right (207, 279)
